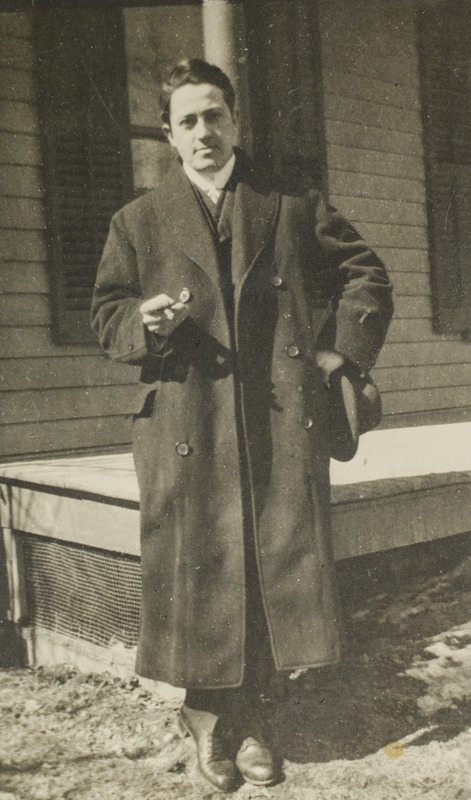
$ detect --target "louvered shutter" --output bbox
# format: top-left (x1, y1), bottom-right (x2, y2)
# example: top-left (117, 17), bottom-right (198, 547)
top-left (418, 1), bottom-right (471, 334)
top-left (36, 7), bottom-right (132, 344)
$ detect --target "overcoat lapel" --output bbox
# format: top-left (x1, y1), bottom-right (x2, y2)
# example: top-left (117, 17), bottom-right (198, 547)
top-left (232, 178), bottom-right (279, 293)
top-left (152, 160), bottom-right (220, 289)
top-left (152, 155), bottom-right (280, 318)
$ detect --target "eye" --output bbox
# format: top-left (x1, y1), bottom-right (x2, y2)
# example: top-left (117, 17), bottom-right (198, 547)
top-left (179, 115), bottom-right (196, 129)
top-left (205, 109), bottom-right (223, 124)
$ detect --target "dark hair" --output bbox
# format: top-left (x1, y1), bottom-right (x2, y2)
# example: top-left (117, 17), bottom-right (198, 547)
top-left (159, 59), bottom-right (236, 126)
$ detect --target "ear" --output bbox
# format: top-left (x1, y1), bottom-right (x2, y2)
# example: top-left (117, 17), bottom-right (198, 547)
top-left (232, 108), bottom-right (239, 127)
top-left (162, 123), bottom-right (174, 147)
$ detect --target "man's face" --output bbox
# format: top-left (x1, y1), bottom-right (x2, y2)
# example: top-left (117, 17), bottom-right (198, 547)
top-left (166, 82), bottom-right (237, 174)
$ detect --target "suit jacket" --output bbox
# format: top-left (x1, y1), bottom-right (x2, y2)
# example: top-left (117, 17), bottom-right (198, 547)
top-left (91, 151), bottom-right (393, 687)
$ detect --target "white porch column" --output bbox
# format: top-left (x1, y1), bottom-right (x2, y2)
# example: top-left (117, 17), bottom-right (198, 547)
top-left (202, 0), bottom-right (252, 151)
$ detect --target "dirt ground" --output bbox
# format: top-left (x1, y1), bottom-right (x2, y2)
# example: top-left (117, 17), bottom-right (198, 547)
top-left (1, 548), bottom-right (471, 800)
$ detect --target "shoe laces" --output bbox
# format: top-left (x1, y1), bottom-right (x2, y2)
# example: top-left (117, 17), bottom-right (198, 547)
top-left (206, 729), bottom-right (232, 763)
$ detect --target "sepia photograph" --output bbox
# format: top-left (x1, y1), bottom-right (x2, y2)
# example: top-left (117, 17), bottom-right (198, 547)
top-left (0, 0), bottom-right (470, 797)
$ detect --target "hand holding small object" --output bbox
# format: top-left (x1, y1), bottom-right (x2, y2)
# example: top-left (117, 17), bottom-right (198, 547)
top-left (140, 294), bottom-right (189, 335)
top-left (315, 350), bottom-right (346, 388)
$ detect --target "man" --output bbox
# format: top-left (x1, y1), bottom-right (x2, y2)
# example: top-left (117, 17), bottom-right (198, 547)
top-left (91, 59), bottom-right (393, 792)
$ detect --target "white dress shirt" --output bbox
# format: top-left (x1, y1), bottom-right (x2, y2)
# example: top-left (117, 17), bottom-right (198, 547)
top-left (183, 153), bottom-right (236, 205)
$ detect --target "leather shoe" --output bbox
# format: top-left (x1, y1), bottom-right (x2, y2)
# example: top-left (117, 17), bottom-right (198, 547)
top-left (178, 704), bottom-right (238, 792)
top-left (235, 736), bottom-right (277, 786)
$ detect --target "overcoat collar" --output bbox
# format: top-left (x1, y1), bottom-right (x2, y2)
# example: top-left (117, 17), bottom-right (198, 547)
top-left (152, 150), bottom-right (280, 293)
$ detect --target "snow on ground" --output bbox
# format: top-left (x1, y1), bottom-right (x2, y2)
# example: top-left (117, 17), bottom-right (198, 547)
top-left (1, 554), bottom-right (471, 800)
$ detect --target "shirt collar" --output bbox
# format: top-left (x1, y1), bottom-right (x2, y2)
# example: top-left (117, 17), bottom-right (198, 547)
top-left (183, 153), bottom-right (236, 203)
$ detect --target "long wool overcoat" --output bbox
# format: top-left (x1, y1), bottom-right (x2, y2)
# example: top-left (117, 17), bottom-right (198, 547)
top-left (91, 152), bottom-right (393, 689)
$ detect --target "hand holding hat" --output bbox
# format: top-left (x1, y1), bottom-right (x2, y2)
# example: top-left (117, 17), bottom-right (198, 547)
top-left (316, 351), bottom-right (382, 462)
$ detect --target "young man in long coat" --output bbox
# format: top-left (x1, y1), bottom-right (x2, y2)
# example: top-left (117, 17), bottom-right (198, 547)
top-left (91, 59), bottom-right (393, 791)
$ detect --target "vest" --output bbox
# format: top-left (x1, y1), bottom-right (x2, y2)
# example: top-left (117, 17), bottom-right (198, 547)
top-left (191, 182), bottom-right (236, 335)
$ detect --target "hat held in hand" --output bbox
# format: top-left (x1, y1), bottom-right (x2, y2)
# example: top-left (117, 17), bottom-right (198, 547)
top-left (328, 367), bottom-right (382, 462)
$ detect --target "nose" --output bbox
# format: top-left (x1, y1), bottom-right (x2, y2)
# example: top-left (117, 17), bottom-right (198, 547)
top-left (194, 115), bottom-right (212, 140)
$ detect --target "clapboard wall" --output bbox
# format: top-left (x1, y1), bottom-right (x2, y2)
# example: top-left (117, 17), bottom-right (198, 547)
top-left (319, 0), bottom-right (471, 427)
top-left (0, 13), bottom-right (137, 460)
top-left (2, 3), bottom-right (471, 461)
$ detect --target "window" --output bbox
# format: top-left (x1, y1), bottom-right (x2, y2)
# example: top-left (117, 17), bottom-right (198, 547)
top-left (35, 7), bottom-right (133, 344)
top-left (35, 4), bottom-right (204, 344)
top-left (123, 4), bottom-right (204, 192)
top-left (418, 0), bottom-right (471, 336)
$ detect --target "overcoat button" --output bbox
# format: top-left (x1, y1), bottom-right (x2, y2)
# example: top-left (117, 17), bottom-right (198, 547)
top-left (303, 417), bottom-right (314, 429)
top-left (297, 385), bottom-right (304, 393)
top-left (179, 288), bottom-right (192, 303)
top-left (270, 275), bottom-right (284, 288)
top-left (176, 442), bottom-right (191, 456)
top-left (286, 344), bottom-right (300, 358)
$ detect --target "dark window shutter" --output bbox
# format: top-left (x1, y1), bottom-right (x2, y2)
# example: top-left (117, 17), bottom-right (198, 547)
top-left (418, 2), bottom-right (471, 334)
top-left (35, 7), bottom-right (132, 344)
top-left (245, 0), bottom-right (326, 191)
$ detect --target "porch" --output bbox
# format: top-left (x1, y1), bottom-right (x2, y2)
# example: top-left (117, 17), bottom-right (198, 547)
top-left (1, 422), bottom-right (471, 687)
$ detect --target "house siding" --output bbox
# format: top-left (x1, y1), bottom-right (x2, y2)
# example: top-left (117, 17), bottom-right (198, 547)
top-left (319, 0), bottom-right (471, 427)
top-left (2, 3), bottom-right (471, 462)
top-left (0, 12), bottom-right (136, 460)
